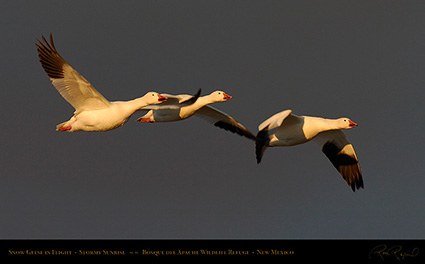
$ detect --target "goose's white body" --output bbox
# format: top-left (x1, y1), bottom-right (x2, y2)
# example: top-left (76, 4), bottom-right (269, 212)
top-left (137, 90), bottom-right (204, 122)
top-left (256, 109), bottom-right (363, 191)
top-left (138, 91), bottom-right (231, 121)
top-left (36, 34), bottom-right (167, 132)
top-left (138, 91), bottom-right (257, 140)
top-left (56, 99), bottom-right (164, 132)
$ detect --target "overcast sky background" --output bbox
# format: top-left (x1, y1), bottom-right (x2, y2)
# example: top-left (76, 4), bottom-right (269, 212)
top-left (1, 1), bottom-right (425, 239)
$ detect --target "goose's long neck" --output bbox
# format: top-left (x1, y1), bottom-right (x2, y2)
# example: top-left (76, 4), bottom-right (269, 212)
top-left (191, 95), bottom-right (215, 111)
top-left (304, 116), bottom-right (341, 138)
top-left (118, 97), bottom-right (150, 114)
top-left (179, 95), bottom-right (215, 119)
top-left (318, 117), bottom-right (340, 130)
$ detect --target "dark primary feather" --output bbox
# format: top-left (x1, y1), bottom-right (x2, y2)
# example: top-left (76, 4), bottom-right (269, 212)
top-left (180, 88), bottom-right (201, 106)
top-left (36, 33), bottom-right (66, 79)
top-left (194, 105), bottom-right (256, 141)
top-left (322, 142), bottom-right (364, 191)
top-left (214, 121), bottom-right (257, 141)
top-left (255, 130), bottom-right (270, 164)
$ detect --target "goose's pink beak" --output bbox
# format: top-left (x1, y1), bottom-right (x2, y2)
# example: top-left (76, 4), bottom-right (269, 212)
top-left (349, 120), bottom-right (358, 127)
top-left (158, 94), bottom-right (167, 102)
top-left (223, 93), bottom-right (232, 100)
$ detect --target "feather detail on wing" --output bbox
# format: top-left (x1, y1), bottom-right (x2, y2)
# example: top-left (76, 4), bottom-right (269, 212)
top-left (313, 130), bottom-right (364, 191)
top-left (258, 109), bottom-right (293, 131)
top-left (36, 34), bottom-right (110, 113)
top-left (194, 106), bottom-right (257, 140)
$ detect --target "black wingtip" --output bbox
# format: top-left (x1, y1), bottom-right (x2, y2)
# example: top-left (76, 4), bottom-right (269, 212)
top-left (322, 142), bottom-right (364, 192)
top-left (343, 167), bottom-right (364, 192)
top-left (191, 88), bottom-right (202, 100)
top-left (181, 88), bottom-right (202, 105)
top-left (214, 121), bottom-right (257, 141)
top-left (192, 88), bottom-right (202, 101)
top-left (36, 33), bottom-right (65, 79)
top-left (255, 130), bottom-right (270, 164)
top-left (350, 173), bottom-right (364, 192)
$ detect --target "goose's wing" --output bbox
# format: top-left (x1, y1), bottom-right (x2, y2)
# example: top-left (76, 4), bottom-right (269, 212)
top-left (258, 109), bottom-right (293, 131)
top-left (255, 109), bottom-right (302, 164)
top-left (194, 105), bottom-right (256, 140)
top-left (140, 89), bottom-right (201, 110)
top-left (313, 130), bottom-right (364, 191)
top-left (36, 34), bottom-right (110, 114)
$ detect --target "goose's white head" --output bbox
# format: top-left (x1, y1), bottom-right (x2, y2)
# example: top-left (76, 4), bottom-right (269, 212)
top-left (143, 92), bottom-right (168, 105)
top-left (209, 90), bottom-right (232, 102)
top-left (338, 118), bottom-right (358, 129)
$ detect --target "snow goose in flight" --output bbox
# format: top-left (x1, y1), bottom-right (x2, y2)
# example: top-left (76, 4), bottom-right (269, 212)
top-left (256, 109), bottom-right (363, 191)
top-left (137, 90), bottom-right (256, 140)
top-left (36, 34), bottom-right (168, 132)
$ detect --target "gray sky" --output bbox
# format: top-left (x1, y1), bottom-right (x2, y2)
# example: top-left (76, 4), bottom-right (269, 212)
top-left (1, 0), bottom-right (425, 238)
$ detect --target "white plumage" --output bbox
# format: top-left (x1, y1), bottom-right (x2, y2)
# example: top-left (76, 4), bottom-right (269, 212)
top-left (36, 34), bottom-right (364, 192)
top-left (137, 90), bottom-right (256, 140)
top-left (256, 109), bottom-right (363, 191)
top-left (36, 34), bottom-right (168, 132)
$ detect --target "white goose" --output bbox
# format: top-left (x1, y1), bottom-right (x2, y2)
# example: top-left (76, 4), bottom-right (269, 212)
top-left (137, 90), bottom-right (257, 140)
top-left (256, 109), bottom-right (363, 191)
top-left (36, 34), bottom-right (168, 132)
